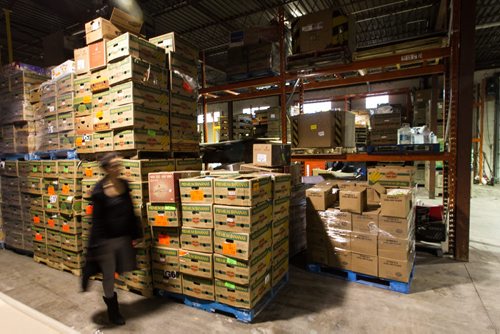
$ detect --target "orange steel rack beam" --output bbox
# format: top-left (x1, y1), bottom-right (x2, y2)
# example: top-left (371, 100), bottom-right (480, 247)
top-left (291, 152), bottom-right (449, 163)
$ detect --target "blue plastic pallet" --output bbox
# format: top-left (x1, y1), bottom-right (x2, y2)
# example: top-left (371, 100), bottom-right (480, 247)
top-left (27, 149), bottom-right (79, 161)
top-left (155, 273), bottom-right (289, 323)
top-left (307, 264), bottom-right (414, 294)
top-left (367, 143), bottom-right (440, 155)
top-left (0, 242), bottom-right (5, 249)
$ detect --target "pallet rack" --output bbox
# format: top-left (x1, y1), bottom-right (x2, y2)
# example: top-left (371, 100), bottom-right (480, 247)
top-left (198, 3), bottom-right (474, 261)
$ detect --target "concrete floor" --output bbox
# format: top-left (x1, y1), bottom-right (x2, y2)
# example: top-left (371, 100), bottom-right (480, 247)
top-left (1, 185), bottom-right (499, 334)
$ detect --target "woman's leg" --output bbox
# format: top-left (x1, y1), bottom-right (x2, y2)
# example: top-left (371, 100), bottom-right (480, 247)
top-left (99, 249), bottom-right (116, 298)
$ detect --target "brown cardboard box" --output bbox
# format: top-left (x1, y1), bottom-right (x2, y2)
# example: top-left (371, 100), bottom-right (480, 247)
top-left (121, 159), bottom-right (175, 183)
top-left (180, 228), bottom-right (213, 254)
top-left (272, 216), bottom-right (289, 243)
top-left (378, 210), bottom-right (414, 239)
top-left (213, 175), bottom-right (272, 207)
top-left (90, 68), bottom-right (109, 93)
top-left (175, 158), bottom-right (203, 171)
top-left (179, 250), bottom-right (213, 279)
top-left (148, 171), bottom-right (201, 203)
top-left (110, 103), bottom-right (169, 131)
top-left (378, 252), bottom-right (415, 283)
top-left (147, 203), bottom-right (181, 227)
top-left (151, 247), bottom-right (179, 272)
top-left (85, 18), bottom-right (121, 45)
top-left (378, 234), bottom-right (415, 260)
top-left (328, 229), bottom-right (351, 250)
top-left (305, 181), bottom-right (338, 211)
top-left (253, 143), bottom-right (291, 167)
top-left (368, 166), bottom-right (415, 188)
top-left (214, 249), bottom-right (271, 285)
top-left (215, 273), bottom-right (271, 309)
top-left (182, 275), bottom-right (215, 301)
top-left (380, 189), bottom-right (413, 218)
top-left (213, 202), bottom-right (272, 234)
top-left (273, 196), bottom-right (290, 222)
top-left (181, 203), bottom-right (213, 228)
top-left (239, 164), bottom-right (283, 173)
top-left (296, 110), bottom-right (355, 148)
top-left (266, 173), bottom-right (292, 200)
top-left (351, 252), bottom-right (378, 276)
top-left (152, 269), bottom-right (182, 294)
top-left (152, 227), bottom-right (180, 249)
top-left (339, 186), bottom-right (367, 214)
top-left (352, 208), bottom-right (380, 234)
top-left (351, 232), bottom-right (377, 255)
top-left (93, 131), bottom-right (114, 152)
top-left (149, 32), bottom-right (198, 61)
top-left (214, 224), bottom-right (272, 261)
top-left (88, 40), bottom-right (108, 71)
top-left (179, 176), bottom-right (217, 204)
top-left (74, 47), bottom-right (90, 75)
top-left (320, 208), bottom-right (352, 231)
top-left (272, 255), bottom-right (288, 286)
top-left (107, 33), bottom-right (166, 67)
top-left (110, 7), bottom-right (143, 35)
top-left (327, 248), bottom-right (352, 270)
top-left (113, 128), bottom-right (169, 151)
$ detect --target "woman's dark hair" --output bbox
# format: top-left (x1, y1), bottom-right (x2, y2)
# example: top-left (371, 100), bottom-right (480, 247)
top-left (99, 152), bottom-right (119, 169)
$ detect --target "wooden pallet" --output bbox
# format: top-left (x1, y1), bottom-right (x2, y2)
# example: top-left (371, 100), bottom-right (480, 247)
top-left (227, 70), bottom-right (279, 82)
top-left (155, 272), bottom-right (289, 323)
top-left (307, 264), bottom-right (414, 294)
top-left (34, 255), bottom-right (63, 270)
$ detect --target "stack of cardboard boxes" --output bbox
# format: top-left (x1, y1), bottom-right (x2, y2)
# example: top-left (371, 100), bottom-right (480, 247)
top-left (306, 166), bottom-right (415, 283)
top-left (219, 114), bottom-right (253, 141)
top-left (368, 111), bottom-right (402, 146)
top-left (150, 32), bottom-right (200, 153)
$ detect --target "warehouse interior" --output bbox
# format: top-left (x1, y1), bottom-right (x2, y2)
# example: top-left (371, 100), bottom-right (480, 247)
top-left (0, 0), bottom-right (499, 332)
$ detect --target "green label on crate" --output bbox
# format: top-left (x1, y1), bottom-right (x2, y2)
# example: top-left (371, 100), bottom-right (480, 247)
top-left (226, 258), bottom-right (237, 265)
top-left (32, 167), bottom-right (38, 172)
top-left (45, 167), bottom-right (51, 173)
top-left (47, 204), bottom-right (52, 209)
top-left (224, 282), bottom-right (236, 290)
top-left (148, 129), bottom-right (156, 136)
top-left (64, 167), bottom-right (69, 173)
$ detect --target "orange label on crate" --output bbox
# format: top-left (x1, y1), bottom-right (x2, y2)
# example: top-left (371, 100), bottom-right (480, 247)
top-left (62, 185), bottom-right (70, 195)
top-left (86, 205), bottom-right (93, 215)
top-left (62, 224), bottom-right (70, 232)
top-left (33, 216), bottom-right (40, 224)
top-left (76, 137), bottom-right (83, 146)
top-left (47, 219), bottom-right (55, 227)
top-left (158, 234), bottom-right (170, 246)
top-left (190, 190), bottom-right (204, 201)
top-left (48, 186), bottom-right (55, 195)
top-left (222, 242), bottom-right (237, 256)
top-left (155, 215), bottom-right (167, 225)
top-left (85, 168), bottom-right (93, 177)
top-left (114, 272), bottom-right (119, 279)
top-left (179, 250), bottom-right (188, 256)
top-left (35, 233), bottom-right (42, 241)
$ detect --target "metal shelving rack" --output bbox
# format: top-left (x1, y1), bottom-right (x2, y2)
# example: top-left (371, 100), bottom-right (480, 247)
top-left (198, 2), bottom-right (475, 261)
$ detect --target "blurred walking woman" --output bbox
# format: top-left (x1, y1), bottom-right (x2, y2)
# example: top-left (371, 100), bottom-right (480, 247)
top-left (82, 153), bottom-right (142, 325)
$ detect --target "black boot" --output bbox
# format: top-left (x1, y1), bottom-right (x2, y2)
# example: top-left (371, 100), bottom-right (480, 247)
top-left (103, 292), bottom-right (125, 325)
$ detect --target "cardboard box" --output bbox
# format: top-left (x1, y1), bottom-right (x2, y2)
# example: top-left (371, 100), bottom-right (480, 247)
top-left (378, 234), bottom-right (415, 260)
top-left (121, 159), bottom-right (175, 183)
top-left (253, 143), bottom-right (291, 167)
top-left (58, 178), bottom-right (82, 196)
top-left (272, 254), bottom-right (288, 287)
top-left (368, 166), bottom-right (415, 188)
top-left (107, 33), bottom-right (166, 67)
top-left (267, 173), bottom-right (292, 200)
top-left (296, 110), bottom-right (355, 148)
top-left (107, 56), bottom-right (168, 90)
top-left (148, 171), bottom-right (201, 203)
top-left (76, 134), bottom-right (94, 154)
top-left (109, 81), bottom-right (169, 111)
top-left (215, 273), bottom-right (271, 309)
top-left (46, 229), bottom-right (61, 247)
top-left (128, 182), bottom-right (149, 202)
top-left (351, 252), bottom-right (378, 276)
top-left (93, 131), bottom-right (113, 152)
top-left (90, 68), bottom-right (109, 93)
top-left (60, 214), bottom-right (82, 235)
top-left (152, 227), bottom-right (180, 249)
top-left (52, 62), bottom-right (75, 81)
top-left (179, 176), bottom-right (217, 204)
top-left (214, 224), bottom-right (271, 261)
top-left (74, 75), bottom-right (91, 99)
top-left (272, 236), bottom-right (289, 265)
top-left (213, 201), bottom-right (272, 234)
top-left (180, 228), bottom-right (214, 253)
top-left (74, 95), bottom-right (92, 117)
top-left (56, 73), bottom-right (74, 95)
top-left (110, 7), bottom-right (143, 35)
top-left (181, 203), bottom-right (214, 228)
top-left (339, 186), bottom-right (367, 214)
top-left (113, 128), bottom-right (169, 151)
top-left (61, 232), bottom-right (83, 252)
top-left (272, 216), bottom-right (289, 243)
top-left (152, 247), bottom-right (180, 272)
top-left (379, 210), bottom-right (414, 239)
top-left (47, 245), bottom-right (63, 263)
top-left (351, 232), bottom-right (377, 255)
top-left (82, 179), bottom-right (98, 199)
top-left (352, 208), bottom-right (380, 234)
top-left (175, 158), bottom-right (203, 171)
top-left (149, 32), bottom-right (198, 61)
top-left (85, 17), bottom-right (121, 45)
top-left (306, 181), bottom-right (338, 211)
top-left (147, 203), bottom-right (180, 227)
top-left (273, 196), bottom-right (290, 222)
top-left (110, 103), bottom-right (169, 131)
top-left (214, 249), bottom-right (271, 285)
top-left (213, 175), bottom-right (272, 207)
top-left (320, 208), bottom-right (352, 231)
top-left (74, 46), bottom-right (90, 75)
top-left (378, 252), bottom-right (415, 283)
top-left (81, 161), bottom-right (103, 179)
top-left (62, 249), bottom-right (84, 269)
top-left (179, 250), bottom-right (213, 278)
top-left (75, 115), bottom-right (94, 135)
top-left (152, 269), bottom-right (182, 294)
top-left (327, 248), bottom-right (352, 270)
top-left (57, 112), bottom-right (75, 132)
top-left (88, 40), bottom-right (108, 71)
top-left (380, 189), bottom-right (413, 218)
top-left (182, 274), bottom-right (215, 301)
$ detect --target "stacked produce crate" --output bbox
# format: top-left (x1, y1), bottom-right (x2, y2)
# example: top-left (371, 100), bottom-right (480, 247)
top-left (368, 110), bottom-right (401, 146)
top-left (150, 32), bottom-right (200, 153)
top-left (219, 114), bottom-right (253, 141)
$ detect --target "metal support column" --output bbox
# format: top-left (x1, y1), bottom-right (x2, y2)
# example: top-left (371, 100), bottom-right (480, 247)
top-left (3, 8), bottom-right (13, 63)
top-left (452, 0), bottom-right (476, 261)
top-left (479, 79), bottom-right (485, 180)
top-left (279, 6), bottom-right (287, 144)
top-left (228, 101), bottom-right (234, 141)
top-left (429, 75), bottom-right (439, 199)
top-left (201, 51), bottom-right (208, 143)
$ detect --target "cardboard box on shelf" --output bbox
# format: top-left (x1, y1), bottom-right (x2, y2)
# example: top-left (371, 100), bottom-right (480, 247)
top-left (352, 208), bottom-right (380, 234)
top-left (113, 128), bottom-right (169, 151)
top-left (378, 252), bottom-right (415, 283)
top-left (148, 171), bottom-right (201, 203)
top-left (213, 201), bottom-right (272, 234)
top-left (28, 161), bottom-right (43, 178)
top-left (378, 233), bottom-right (415, 260)
top-left (351, 252), bottom-right (378, 277)
top-left (152, 227), bottom-right (180, 249)
top-left (181, 203), bottom-right (214, 229)
top-left (85, 17), bottom-right (121, 45)
top-left (174, 158), bottom-right (203, 171)
top-left (214, 224), bottom-right (272, 261)
top-left (306, 181), bottom-right (338, 211)
top-left (380, 189), bottom-right (413, 219)
top-left (339, 186), bottom-right (367, 214)
top-left (46, 229), bottom-right (61, 247)
top-left (351, 232), bottom-right (377, 255)
top-left (146, 203), bottom-right (180, 227)
top-left (59, 195), bottom-right (81, 215)
top-left (179, 176), bottom-right (217, 204)
top-left (253, 143), bottom-right (291, 167)
top-left (182, 275), bottom-right (215, 301)
top-left (61, 232), bottom-right (83, 252)
top-left (179, 250), bottom-right (213, 279)
top-left (110, 103), bottom-right (169, 131)
top-left (74, 46), bottom-right (90, 75)
top-left (296, 110), bottom-right (355, 148)
top-left (215, 272), bottom-right (271, 309)
top-left (180, 228), bottom-right (214, 254)
top-left (214, 248), bottom-right (271, 285)
top-left (88, 39), bottom-right (108, 71)
top-left (51, 62), bottom-right (75, 81)
top-left (214, 175), bottom-right (272, 207)
top-left (368, 166), bottom-right (415, 188)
